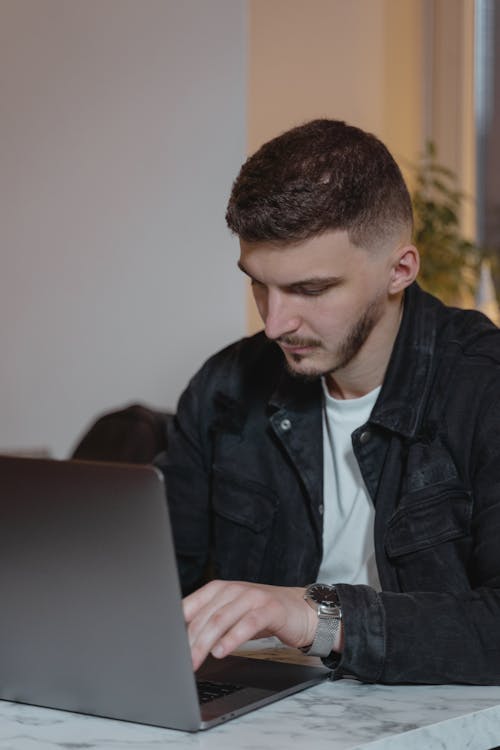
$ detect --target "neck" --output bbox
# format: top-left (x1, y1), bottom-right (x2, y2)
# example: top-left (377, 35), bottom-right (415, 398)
top-left (325, 294), bottom-right (404, 400)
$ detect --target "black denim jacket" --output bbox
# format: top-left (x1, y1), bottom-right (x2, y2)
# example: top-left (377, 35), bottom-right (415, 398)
top-left (159, 283), bottom-right (500, 684)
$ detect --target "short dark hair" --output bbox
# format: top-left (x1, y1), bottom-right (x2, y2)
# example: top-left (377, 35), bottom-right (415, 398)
top-left (226, 119), bottom-right (413, 249)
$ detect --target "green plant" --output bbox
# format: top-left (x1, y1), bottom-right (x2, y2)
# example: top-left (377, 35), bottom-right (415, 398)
top-left (411, 142), bottom-right (482, 305)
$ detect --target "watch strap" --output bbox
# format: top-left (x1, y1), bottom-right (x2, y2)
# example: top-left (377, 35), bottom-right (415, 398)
top-left (302, 612), bottom-right (341, 657)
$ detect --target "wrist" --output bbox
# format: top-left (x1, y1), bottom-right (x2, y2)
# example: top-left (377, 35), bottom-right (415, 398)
top-left (301, 583), bottom-right (343, 658)
top-left (303, 596), bottom-right (320, 646)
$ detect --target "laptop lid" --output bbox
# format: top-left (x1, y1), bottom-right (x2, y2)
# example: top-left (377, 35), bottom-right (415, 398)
top-left (0, 456), bottom-right (329, 731)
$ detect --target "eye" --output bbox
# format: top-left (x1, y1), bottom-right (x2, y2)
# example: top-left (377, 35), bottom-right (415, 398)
top-left (292, 284), bottom-right (332, 297)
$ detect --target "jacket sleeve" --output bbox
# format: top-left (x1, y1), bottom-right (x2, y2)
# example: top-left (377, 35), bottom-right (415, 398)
top-left (325, 584), bottom-right (500, 684)
top-left (324, 382), bottom-right (500, 685)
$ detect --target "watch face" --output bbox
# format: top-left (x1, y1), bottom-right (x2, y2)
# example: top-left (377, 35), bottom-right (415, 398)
top-left (306, 583), bottom-right (340, 608)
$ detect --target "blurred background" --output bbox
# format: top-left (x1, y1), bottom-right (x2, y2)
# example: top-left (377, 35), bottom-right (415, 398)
top-left (0, 0), bottom-right (498, 458)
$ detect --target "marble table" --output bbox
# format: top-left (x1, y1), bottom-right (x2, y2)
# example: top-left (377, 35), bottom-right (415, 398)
top-left (1, 641), bottom-right (500, 750)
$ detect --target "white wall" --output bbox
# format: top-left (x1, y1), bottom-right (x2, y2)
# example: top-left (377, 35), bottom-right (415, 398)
top-left (0, 0), bottom-right (246, 457)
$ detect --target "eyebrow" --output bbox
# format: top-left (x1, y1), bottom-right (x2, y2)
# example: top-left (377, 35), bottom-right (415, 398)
top-left (237, 261), bottom-right (342, 288)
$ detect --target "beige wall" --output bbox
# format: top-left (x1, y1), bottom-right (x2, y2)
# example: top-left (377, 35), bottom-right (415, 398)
top-left (245, 0), bottom-right (475, 333)
top-left (248, 0), bottom-right (425, 153)
top-left (430, 0), bottom-right (476, 238)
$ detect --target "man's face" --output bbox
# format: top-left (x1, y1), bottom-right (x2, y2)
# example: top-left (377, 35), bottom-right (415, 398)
top-left (238, 230), bottom-right (396, 382)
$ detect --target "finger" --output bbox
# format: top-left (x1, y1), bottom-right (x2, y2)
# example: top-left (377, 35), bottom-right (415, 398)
top-left (208, 604), bottom-right (280, 660)
top-left (182, 579), bottom-right (226, 623)
top-left (191, 606), bottom-right (273, 671)
top-left (190, 588), bottom-right (264, 669)
top-left (185, 581), bottom-right (250, 646)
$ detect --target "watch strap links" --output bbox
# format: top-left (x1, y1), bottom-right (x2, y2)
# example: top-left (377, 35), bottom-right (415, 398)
top-left (301, 612), bottom-right (341, 657)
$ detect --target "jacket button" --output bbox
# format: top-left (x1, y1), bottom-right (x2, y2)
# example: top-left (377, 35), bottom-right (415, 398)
top-left (359, 429), bottom-right (371, 445)
top-left (280, 418), bottom-right (292, 432)
top-left (318, 504), bottom-right (324, 515)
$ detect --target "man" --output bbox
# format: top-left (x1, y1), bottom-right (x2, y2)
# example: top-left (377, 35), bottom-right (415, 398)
top-left (158, 119), bottom-right (500, 684)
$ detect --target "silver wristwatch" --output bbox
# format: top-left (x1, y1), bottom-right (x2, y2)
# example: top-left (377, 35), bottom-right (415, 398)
top-left (302, 583), bottom-right (342, 657)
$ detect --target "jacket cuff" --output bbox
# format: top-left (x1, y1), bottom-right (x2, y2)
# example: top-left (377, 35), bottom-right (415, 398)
top-left (322, 584), bottom-right (386, 682)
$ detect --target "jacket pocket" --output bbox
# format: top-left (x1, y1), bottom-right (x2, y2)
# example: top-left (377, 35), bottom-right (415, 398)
top-left (211, 467), bottom-right (278, 581)
top-left (384, 488), bottom-right (473, 592)
top-left (385, 489), bottom-right (472, 557)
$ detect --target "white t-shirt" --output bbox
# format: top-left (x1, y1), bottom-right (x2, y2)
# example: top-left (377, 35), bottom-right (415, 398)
top-left (316, 380), bottom-right (381, 590)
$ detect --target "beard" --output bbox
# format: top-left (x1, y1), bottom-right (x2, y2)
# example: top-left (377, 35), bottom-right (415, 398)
top-left (279, 295), bottom-right (384, 382)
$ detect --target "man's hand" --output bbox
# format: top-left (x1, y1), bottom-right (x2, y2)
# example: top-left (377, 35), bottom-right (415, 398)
top-left (183, 580), bottom-right (319, 671)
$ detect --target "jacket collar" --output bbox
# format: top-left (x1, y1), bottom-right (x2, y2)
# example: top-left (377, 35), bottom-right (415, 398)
top-left (369, 283), bottom-right (440, 438)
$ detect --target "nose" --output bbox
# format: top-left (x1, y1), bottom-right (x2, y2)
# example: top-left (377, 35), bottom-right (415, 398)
top-left (262, 289), bottom-right (301, 341)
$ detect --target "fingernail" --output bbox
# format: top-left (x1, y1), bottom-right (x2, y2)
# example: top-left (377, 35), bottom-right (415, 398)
top-left (211, 644), bottom-right (224, 658)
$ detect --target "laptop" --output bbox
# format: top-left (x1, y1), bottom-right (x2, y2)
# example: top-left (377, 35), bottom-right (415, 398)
top-left (0, 455), bottom-right (329, 731)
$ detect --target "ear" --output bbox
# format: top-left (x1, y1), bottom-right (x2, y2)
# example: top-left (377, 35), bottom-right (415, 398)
top-left (388, 245), bottom-right (420, 294)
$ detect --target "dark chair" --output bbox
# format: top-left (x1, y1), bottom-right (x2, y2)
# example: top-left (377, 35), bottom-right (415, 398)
top-left (71, 403), bottom-right (172, 464)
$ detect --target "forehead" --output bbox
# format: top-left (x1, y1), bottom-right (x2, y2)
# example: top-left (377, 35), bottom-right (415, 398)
top-left (238, 230), bottom-right (368, 284)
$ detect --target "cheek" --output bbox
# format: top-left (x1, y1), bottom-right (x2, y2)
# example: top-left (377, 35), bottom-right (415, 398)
top-left (311, 297), bottom-right (354, 331)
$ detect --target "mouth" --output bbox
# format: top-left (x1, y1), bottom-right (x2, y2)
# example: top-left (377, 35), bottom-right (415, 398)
top-left (280, 343), bottom-right (315, 355)
top-left (278, 339), bottom-right (320, 357)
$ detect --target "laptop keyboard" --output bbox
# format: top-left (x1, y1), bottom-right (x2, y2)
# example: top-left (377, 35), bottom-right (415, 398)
top-left (196, 679), bottom-right (245, 704)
